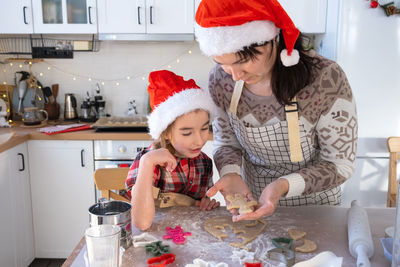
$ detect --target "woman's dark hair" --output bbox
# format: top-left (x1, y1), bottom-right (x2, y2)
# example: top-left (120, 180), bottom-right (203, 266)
top-left (236, 32), bottom-right (319, 105)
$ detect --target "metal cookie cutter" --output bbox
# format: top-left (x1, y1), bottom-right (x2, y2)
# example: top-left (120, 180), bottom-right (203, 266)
top-left (267, 237), bottom-right (295, 266)
top-left (267, 247), bottom-right (295, 266)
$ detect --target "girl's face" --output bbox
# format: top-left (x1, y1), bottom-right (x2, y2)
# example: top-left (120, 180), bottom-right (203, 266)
top-left (213, 41), bottom-right (277, 84)
top-left (166, 109), bottom-right (210, 158)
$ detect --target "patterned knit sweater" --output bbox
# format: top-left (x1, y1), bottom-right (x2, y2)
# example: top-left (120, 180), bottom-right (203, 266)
top-left (209, 51), bottom-right (358, 199)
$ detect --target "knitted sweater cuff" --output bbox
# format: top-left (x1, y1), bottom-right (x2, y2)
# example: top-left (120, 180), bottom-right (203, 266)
top-left (279, 173), bottom-right (305, 198)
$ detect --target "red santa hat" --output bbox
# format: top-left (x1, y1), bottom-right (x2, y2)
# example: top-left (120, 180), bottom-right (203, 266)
top-left (195, 0), bottom-right (300, 67)
top-left (147, 70), bottom-right (215, 139)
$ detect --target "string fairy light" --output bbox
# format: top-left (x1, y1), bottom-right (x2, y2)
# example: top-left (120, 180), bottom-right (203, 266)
top-left (25, 43), bottom-right (198, 84)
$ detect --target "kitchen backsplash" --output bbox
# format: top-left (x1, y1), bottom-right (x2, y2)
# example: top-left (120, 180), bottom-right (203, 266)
top-left (0, 41), bottom-right (214, 117)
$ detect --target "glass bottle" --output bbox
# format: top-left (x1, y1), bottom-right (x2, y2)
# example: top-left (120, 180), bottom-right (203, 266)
top-left (392, 181), bottom-right (400, 267)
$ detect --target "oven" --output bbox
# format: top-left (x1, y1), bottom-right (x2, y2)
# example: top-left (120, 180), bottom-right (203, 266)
top-left (93, 140), bottom-right (152, 201)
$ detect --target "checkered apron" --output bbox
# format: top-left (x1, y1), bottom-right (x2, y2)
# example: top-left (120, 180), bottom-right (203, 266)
top-left (228, 81), bottom-right (341, 206)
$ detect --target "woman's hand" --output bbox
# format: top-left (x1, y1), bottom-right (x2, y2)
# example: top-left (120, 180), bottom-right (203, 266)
top-left (140, 148), bottom-right (177, 172)
top-left (232, 178), bottom-right (289, 222)
top-left (206, 173), bottom-right (253, 214)
top-left (196, 197), bottom-right (220, 210)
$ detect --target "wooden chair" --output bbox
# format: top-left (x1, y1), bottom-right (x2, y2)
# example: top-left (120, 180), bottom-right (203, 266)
top-left (387, 137), bottom-right (400, 207)
top-left (94, 168), bottom-right (130, 202)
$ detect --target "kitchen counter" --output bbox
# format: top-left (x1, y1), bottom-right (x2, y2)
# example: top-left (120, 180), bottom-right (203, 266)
top-left (0, 122), bottom-right (213, 153)
top-left (63, 205), bottom-right (395, 267)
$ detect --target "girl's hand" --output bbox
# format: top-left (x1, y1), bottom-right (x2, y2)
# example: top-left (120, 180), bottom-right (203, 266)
top-left (232, 178), bottom-right (289, 222)
top-left (206, 173), bottom-right (253, 215)
top-left (140, 148), bottom-right (177, 172)
top-left (196, 197), bottom-right (220, 210)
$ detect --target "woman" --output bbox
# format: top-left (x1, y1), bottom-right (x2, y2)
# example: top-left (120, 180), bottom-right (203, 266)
top-left (194, 0), bottom-right (358, 221)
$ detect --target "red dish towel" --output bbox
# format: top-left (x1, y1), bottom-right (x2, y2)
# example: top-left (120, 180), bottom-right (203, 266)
top-left (38, 123), bottom-right (92, 135)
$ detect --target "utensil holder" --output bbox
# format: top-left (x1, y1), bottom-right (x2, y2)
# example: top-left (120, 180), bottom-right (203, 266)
top-left (44, 102), bottom-right (60, 120)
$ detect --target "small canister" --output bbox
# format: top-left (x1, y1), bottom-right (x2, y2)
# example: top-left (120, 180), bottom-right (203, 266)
top-left (88, 199), bottom-right (132, 249)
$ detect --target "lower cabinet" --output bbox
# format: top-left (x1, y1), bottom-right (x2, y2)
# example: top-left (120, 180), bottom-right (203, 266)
top-left (0, 142), bottom-right (34, 267)
top-left (28, 140), bottom-right (95, 258)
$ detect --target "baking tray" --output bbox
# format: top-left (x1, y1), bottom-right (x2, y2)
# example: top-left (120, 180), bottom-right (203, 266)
top-left (91, 116), bottom-right (149, 132)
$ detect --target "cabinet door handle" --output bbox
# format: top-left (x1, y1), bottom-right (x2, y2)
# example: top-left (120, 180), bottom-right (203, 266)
top-left (137, 6), bottom-right (141, 24)
top-left (81, 149), bottom-right (85, 167)
top-left (17, 153), bottom-right (25, 171)
top-left (23, 6), bottom-right (28, 24)
top-left (150, 6), bottom-right (153, 24)
top-left (88, 6), bottom-right (93, 24)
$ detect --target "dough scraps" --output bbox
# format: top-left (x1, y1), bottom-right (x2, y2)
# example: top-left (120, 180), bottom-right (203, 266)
top-left (204, 216), bottom-right (267, 249)
top-left (295, 239), bottom-right (317, 253)
top-left (288, 228), bottom-right (307, 241)
top-left (226, 194), bottom-right (258, 214)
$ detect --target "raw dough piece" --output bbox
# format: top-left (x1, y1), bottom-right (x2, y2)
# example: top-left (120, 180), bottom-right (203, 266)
top-left (289, 228), bottom-right (307, 240)
top-left (204, 216), bottom-right (267, 249)
top-left (226, 194), bottom-right (258, 214)
top-left (295, 239), bottom-right (317, 253)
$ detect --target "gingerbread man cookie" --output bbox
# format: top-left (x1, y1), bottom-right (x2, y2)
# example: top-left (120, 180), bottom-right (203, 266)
top-left (226, 194), bottom-right (258, 214)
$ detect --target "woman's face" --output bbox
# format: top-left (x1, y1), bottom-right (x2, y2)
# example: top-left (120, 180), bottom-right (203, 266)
top-left (213, 41), bottom-right (277, 84)
top-left (166, 110), bottom-right (210, 158)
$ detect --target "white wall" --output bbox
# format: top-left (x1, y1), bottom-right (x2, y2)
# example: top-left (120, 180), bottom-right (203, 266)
top-left (0, 41), bottom-right (214, 117)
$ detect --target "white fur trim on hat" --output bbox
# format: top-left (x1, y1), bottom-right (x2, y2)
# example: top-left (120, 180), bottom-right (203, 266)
top-left (280, 49), bottom-right (299, 67)
top-left (147, 89), bottom-right (216, 140)
top-left (195, 20), bottom-right (279, 56)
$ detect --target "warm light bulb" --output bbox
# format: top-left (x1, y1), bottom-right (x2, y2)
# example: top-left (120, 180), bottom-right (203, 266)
top-left (188, 50), bottom-right (192, 54)
top-left (2, 94), bottom-right (6, 97)
top-left (88, 78), bottom-right (92, 81)
top-left (19, 64), bottom-right (23, 68)
top-left (38, 86), bottom-right (42, 89)
top-left (39, 73), bottom-right (43, 76)
top-left (142, 77), bottom-right (145, 80)
top-left (126, 76), bottom-right (131, 80)
top-left (73, 77), bottom-right (76, 80)
top-left (2, 82), bottom-right (6, 85)
top-left (116, 82), bottom-right (120, 86)
top-left (47, 67), bottom-right (51, 70)
top-left (176, 59), bottom-right (180, 63)
top-left (28, 62), bottom-right (32, 65)
top-left (101, 82), bottom-right (105, 85)
top-left (9, 63), bottom-right (13, 66)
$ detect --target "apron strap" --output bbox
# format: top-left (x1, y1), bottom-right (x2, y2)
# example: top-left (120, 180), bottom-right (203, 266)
top-left (229, 80), bottom-right (244, 114)
top-left (285, 96), bottom-right (303, 162)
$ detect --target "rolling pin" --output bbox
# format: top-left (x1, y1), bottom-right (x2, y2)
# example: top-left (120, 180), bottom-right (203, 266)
top-left (347, 200), bottom-right (374, 267)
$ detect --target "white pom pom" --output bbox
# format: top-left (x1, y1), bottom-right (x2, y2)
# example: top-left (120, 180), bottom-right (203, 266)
top-left (280, 49), bottom-right (300, 67)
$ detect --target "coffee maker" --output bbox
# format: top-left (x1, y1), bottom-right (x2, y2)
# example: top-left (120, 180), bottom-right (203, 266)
top-left (64, 93), bottom-right (78, 120)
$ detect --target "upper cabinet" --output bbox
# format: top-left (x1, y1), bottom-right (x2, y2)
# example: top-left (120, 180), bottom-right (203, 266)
top-left (32, 0), bottom-right (97, 33)
top-left (278, 0), bottom-right (327, 33)
top-left (0, 0), bottom-right (34, 34)
top-left (98, 0), bottom-right (194, 40)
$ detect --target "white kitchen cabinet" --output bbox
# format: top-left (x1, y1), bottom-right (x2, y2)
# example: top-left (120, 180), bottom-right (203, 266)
top-left (31, 0), bottom-right (97, 33)
top-left (278, 0), bottom-right (327, 33)
top-left (98, 0), bottom-right (194, 40)
top-left (0, 0), bottom-right (34, 33)
top-left (0, 142), bottom-right (34, 267)
top-left (28, 140), bottom-right (95, 258)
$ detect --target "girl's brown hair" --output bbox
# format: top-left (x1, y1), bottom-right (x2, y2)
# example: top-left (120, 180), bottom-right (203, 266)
top-left (152, 123), bottom-right (176, 155)
top-left (236, 32), bottom-right (320, 105)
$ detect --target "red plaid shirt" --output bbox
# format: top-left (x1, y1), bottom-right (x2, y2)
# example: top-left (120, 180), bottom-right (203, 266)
top-left (124, 148), bottom-right (213, 201)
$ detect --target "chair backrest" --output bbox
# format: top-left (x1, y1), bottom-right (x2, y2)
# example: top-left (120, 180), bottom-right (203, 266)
top-left (94, 168), bottom-right (130, 202)
top-left (387, 137), bottom-right (400, 207)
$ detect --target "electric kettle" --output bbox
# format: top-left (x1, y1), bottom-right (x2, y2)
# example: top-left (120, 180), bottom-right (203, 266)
top-left (64, 93), bottom-right (78, 120)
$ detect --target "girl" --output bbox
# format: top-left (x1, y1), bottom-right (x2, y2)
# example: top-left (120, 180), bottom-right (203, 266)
top-left (125, 70), bottom-right (220, 230)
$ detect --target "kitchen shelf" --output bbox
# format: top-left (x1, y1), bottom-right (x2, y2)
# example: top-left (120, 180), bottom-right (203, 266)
top-left (0, 35), bottom-right (100, 57)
